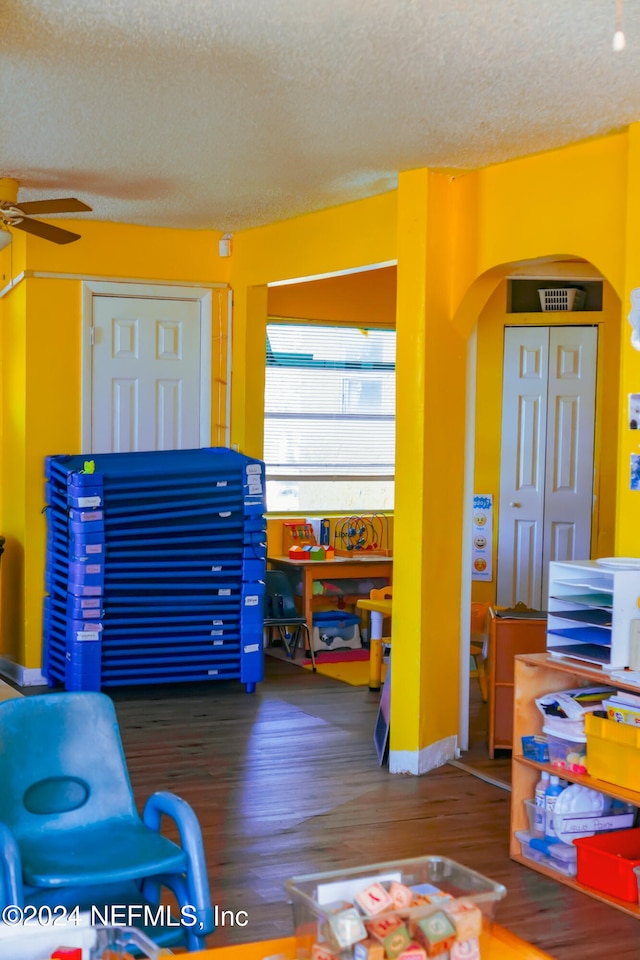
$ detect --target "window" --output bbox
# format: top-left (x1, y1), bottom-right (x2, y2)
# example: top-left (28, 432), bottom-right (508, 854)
top-left (264, 322), bottom-right (396, 511)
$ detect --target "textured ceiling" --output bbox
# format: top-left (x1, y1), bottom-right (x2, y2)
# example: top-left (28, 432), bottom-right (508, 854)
top-left (1, 0), bottom-right (639, 232)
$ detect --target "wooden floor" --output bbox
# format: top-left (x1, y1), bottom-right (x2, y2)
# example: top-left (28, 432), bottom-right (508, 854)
top-left (101, 657), bottom-right (640, 959)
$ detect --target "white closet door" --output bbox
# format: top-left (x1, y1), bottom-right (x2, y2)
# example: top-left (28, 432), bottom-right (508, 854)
top-left (497, 325), bottom-right (597, 609)
top-left (497, 327), bottom-right (549, 608)
top-left (91, 296), bottom-right (202, 453)
top-left (541, 326), bottom-right (597, 601)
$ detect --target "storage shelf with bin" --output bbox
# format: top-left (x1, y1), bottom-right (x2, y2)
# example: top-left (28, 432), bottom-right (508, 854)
top-left (511, 652), bottom-right (640, 917)
top-left (507, 279), bottom-right (604, 313)
top-left (546, 560), bottom-right (640, 670)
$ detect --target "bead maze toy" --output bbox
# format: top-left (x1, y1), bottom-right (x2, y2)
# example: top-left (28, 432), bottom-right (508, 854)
top-left (333, 514), bottom-right (391, 557)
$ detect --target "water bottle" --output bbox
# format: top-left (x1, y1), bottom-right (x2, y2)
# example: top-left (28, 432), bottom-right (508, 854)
top-left (533, 770), bottom-right (550, 836)
top-left (544, 774), bottom-right (564, 842)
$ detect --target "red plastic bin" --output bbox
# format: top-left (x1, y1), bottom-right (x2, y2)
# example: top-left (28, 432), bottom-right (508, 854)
top-left (574, 827), bottom-right (640, 902)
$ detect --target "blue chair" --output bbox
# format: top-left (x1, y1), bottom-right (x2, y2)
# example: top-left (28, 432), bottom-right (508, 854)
top-left (0, 692), bottom-right (214, 951)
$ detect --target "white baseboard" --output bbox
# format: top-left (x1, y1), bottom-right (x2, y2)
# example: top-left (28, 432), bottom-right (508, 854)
top-left (389, 734), bottom-right (458, 775)
top-left (0, 656), bottom-right (47, 687)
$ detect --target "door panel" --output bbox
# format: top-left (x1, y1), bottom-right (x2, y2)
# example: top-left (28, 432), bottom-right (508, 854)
top-left (497, 328), bottom-right (549, 607)
top-left (91, 297), bottom-right (202, 454)
top-left (497, 325), bottom-right (597, 609)
top-left (541, 326), bottom-right (597, 599)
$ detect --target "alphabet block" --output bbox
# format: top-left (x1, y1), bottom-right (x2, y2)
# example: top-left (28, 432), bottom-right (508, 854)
top-left (450, 938), bottom-right (480, 960)
top-left (366, 916), bottom-right (411, 958)
top-left (311, 944), bottom-right (340, 960)
top-left (413, 910), bottom-right (457, 956)
top-left (355, 881), bottom-right (395, 915)
top-left (389, 881), bottom-right (414, 911)
top-left (353, 939), bottom-right (386, 960)
top-left (444, 900), bottom-right (482, 941)
top-left (327, 906), bottom-right (367, 948)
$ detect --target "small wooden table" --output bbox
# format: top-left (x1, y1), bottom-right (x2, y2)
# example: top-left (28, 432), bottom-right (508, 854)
top-left (356, 594), bottom-right (393, 691)
top-left (191, 925), bottom-right (555, 959)
top-left (267, 555), bottom-right (393, 633)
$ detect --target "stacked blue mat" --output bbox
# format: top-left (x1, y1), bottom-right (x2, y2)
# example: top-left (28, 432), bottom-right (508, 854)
top-left (43, 448), bottom-right (266, 693)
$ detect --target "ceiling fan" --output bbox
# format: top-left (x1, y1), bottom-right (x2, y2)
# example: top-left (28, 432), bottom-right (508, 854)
top-left (0, 178), bottom-right (92, 245)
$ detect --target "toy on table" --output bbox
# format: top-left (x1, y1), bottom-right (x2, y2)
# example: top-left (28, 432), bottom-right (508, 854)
top-left (287, 543), bottom-right (336, 561)
top-left (283, 520), bottom-right (316, 552)
top-left (333, 514), bottom-right (391, 557)
top-left (304, 876), bottom-right (483, 960)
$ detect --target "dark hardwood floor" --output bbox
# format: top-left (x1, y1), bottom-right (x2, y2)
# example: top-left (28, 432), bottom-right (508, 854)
top-left (105, 657), bottom-right (640, 959)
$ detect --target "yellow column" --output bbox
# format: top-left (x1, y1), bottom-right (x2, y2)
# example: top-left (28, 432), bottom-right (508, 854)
top-left (390, 170), bottom-right (468, 773)
top-left (617, 123), bottom-right (640, 555)
top-left (229, 282), bottom-right (268, 459)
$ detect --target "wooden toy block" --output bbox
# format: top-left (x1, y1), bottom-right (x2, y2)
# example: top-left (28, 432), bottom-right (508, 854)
top-left (443, 900), bottom-right (482, 940)
top-left (412, 911), bottom-right (457, 956)
top-left (353, 939), bottom-right (386, 960)
top-left (355, 881), bottom-right (395, 915)
top-left (289, 545), bottom-right (307, 559)
top-left (389, 880), bottom-right (414, 910)
top-left (327, 906), bottom-right (367, 948)
top-left (450, 938), bottom-right (480, 960)
top-left (311, 944), bottom-right (340, 960)
top-left (410, 883), bottom-right (445, 898)
top-left (309, 546), bottom-right (326, 560)
top-left (410, 893), bottom-right (433, 908)
top-left (397, 943), bottom-right (428, 960)
top-left (365, 916), bottom-right (411, 958)
top-left (52, 951), bottom-right (82, 960)
top-left (425, 891), bottom-right (454, 905)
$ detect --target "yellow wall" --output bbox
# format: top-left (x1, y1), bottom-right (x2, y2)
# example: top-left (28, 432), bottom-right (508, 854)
top-left (618, 124), bottom-right (640, 556)
top-left (474, 134), bottom-right (628, 301)
top-left (268, 265), bottom-right (396, 326)
top-left (0, 223), bottom-right (229, 668)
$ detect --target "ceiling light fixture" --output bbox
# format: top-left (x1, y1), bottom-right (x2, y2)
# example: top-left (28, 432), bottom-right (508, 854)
top-left (613, 0), bottom-right (626, 51)
top-left (0, 228), bottom-right (11, 251)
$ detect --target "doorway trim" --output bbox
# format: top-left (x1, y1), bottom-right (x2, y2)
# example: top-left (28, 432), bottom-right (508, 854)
top-left (81, 280), bottom-right (220, 452)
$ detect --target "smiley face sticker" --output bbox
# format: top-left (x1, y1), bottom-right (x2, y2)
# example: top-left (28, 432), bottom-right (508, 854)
top-left (472, 494), bottom-right (493, 580)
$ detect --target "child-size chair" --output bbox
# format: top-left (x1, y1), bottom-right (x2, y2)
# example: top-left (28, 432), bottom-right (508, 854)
top-left (470, 602), bottom-right (490, 702)
top-left (0, 692), bottom-right (214, 951)
top-left (263, 570), bottom-right (316, 670)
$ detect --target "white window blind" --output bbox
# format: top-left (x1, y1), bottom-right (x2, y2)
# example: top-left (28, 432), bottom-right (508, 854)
top-left (265, 322), bottom-right (396, 512)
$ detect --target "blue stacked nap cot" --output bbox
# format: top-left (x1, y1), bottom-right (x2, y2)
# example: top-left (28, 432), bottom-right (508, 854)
top-left (43, 447), bottom-right (266, 693)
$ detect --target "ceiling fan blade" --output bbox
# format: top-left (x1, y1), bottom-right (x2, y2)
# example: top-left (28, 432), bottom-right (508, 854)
top-left (10, 217), bottom-right (81, 244)
top-left (15, 198), bottom-right (92, 215)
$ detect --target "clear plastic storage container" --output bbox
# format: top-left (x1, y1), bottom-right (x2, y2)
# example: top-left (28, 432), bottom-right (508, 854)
top-left (543, 726), bottom-right (588, 773)
top-left (285, 856), bottom-right (506, 958)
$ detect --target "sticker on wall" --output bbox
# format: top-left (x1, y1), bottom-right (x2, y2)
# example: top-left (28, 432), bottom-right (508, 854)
top-left (631, 455), bottom-right (640, 491)
top-left (630, 394), bottom-right (640, 430)
top-left (472, 494), bottom-right (493, 581)
top-left (630, 289), bottom-right (640, 351)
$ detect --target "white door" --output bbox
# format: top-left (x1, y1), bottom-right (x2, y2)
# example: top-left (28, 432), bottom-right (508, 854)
top-left (91, 296), bottom-right (203, 453)
top-left (496, 325), bottom-right (597, 609)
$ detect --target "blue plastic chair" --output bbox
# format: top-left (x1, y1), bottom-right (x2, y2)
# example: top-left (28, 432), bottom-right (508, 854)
top-left (0, 692), bottom-right (214, 951)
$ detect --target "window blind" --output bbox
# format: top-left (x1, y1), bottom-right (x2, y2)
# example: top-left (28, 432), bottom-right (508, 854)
top-left (265, 322), bottom-right (396, 511)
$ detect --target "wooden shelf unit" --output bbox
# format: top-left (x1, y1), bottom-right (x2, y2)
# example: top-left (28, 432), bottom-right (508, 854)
top-left (488, 610), bottom-right (547, 757)
top-left (510, 652), bottom-right (640, 918)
